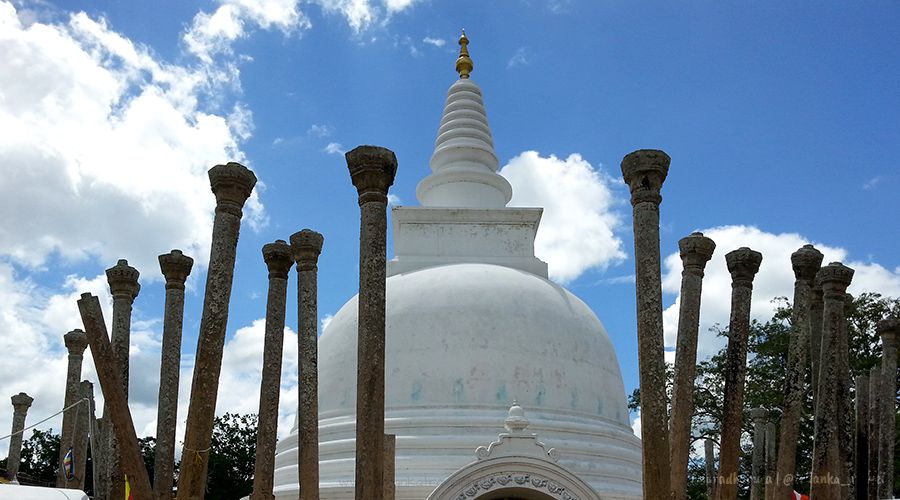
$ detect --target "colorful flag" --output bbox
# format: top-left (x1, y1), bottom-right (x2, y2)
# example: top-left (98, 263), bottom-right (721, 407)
top-left (63, 447), bottom-right (74, 480)
top-left (792, 491), bottom-right (809, 500)
top-left (125, 475), bottom-right (134, 500)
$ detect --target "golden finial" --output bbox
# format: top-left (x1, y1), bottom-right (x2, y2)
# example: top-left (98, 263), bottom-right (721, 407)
top-left (455, 29), bottom-right (473, 79)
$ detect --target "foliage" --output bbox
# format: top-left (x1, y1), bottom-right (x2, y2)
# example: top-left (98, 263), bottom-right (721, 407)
top-left (18, 428), bottom-right (61, 486)
top-left (204, 412), bottom-right (258, 500)
top-left (629, 292), bottom-right (900, 499)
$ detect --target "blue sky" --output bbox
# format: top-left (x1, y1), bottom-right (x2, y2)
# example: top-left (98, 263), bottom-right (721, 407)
top-left (1, 0), bottom-right (898, 451)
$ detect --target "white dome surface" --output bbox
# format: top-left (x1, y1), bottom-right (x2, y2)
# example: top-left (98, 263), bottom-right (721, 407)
top-left (273, 263), bottom-right (642, 499)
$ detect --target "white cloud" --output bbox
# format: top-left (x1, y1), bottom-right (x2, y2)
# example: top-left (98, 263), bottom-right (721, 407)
top-left (383, 0), bottom-right (420, 13)
top-left (662, 225), bottom-right (900, 361)
top-left (507, 47), bottom-right (529, 68)
top-left (630, 409), bottom-right (641, 438)
top-left (307, 123), bottom-right (334, 137)
top-left (501, 151), bottom-right (627, 283)
top-left (387, 193), bottom-right (401, 207)
top-left (320, 313), bottom-right (334, 334)
top-left (324, 142), bottom-right (345, 155)
top-left (423, 36), bottom-right (445, 47)
top-left (863, 176), bottom-right (882, 190)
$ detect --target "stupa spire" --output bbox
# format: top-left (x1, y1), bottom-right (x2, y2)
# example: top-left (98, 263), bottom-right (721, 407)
top-left (455, 30), bottom-right (472, 79)
top-left (416, 31), bottom-right (513, 208)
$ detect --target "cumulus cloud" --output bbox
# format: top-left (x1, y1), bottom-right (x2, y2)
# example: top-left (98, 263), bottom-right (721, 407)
top-left (500, 151), bottom-right (627, 283)
top-left (662, 225), bottom-right (900, 361)
top-left (324, 142), bottom-right (345, 155)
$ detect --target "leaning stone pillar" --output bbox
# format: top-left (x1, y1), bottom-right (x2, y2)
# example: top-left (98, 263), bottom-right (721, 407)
top-left (705, 439), bottom-right (717, 500)
top-left (764, 421), bottom-right (776, 500)
top-left (877, 317), bottom-right (900, 499)
top-left (620, 149), bottom-right (671, 499)
top-left (57, 329), bottom-right (88, 487)
top-left (855, 374), bottom-right (869, 500)
top-left (749, 408), bottom-right (767, 500)
top-left (346, 145), bottom-right (397, 500)
top-left (809, 283), bottom-right (824, 407)
top-left (810, 262), bottom-right (854, 500)
top-left (178, 162), bottom-right (257, 500)
top-left (291, 229), bottom-right (324, 500)
top-left (154, 250), bottom-right (193, 500)
top-left (6, 392), bottom-right (33, 483)
top-left (773, 244), bottom-right (822, 500)
top-left (250, 240), bottom-right (293, 500)
top-left (668, 232), bottom-right (715, 500)
top-left (868, 366), bottom-right (882, 500)
top-left (103, 258), bottom-right (141, 500)
top-left (74, 380), bottom-right (94, 491)
top-left (716, 247), bottom-right (763, 500)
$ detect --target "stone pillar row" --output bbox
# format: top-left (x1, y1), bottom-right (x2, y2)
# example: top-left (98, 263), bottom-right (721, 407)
top-left (749, 408), bottom-right (767, 500)
top-left (57, 329), bottom-right (88, 488)
top-left (877, 318), bottom-right (900, 499)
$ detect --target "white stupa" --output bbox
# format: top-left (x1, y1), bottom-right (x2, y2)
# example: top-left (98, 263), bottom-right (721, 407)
top-left (272, 32), bottom-right (642, 500)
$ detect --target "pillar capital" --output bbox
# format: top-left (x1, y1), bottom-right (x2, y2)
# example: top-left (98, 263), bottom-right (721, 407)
top-left (64, 329), bottom-right (88, 355)
top-left (290, 229), bottom-right (324, 272)
top-left (725, 247), bottom-right (762, 283)
top-left (749, 407), bottom-right (768, 422)
top-left (262, 240), bottom-right (294, 279)
top-left (158, 250), bottom-right (194, 289)
top-left (106, 259), bottom-right (140, 300)
top-left (208, 162), bottom-right (258, 215)
top-left (620, 149), bottom-right (670, 206)
top-left (791, 244), bottom-right (824, 282)
top-left (877, 317), bottom-right (900, 346)
top-left (815, 262), bottom-right (854, 297)
top-left (11, 392), bottom-right (33, 413)
top-left (346, 146), bottom-right (398, 204)
top-left (678, 232), bottom-right (716, 272)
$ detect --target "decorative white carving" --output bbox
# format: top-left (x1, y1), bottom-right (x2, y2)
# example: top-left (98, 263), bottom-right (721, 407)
top-left (452, 471), bottom-right (581, 500)
top-left (474, 403), bottom-right (558, 463)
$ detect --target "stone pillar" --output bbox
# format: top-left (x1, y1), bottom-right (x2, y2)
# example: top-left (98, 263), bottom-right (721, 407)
top-left (383, 434), bottom-right (395, 500)
top-left (810, 262), bottom-right (854, 500)
top-left (57, 329), bottom-right (88, 487)
top-left (809, 284), bottom-right (824, 407)
top-left (764, 421), bottom-right (776, 500)
top-left (290, 229), bottom-right (324, 500)
top-left (877, 317), bottom-right (900, 499)
top-left (705, 439), bottom-right (717, 500)
top-left (347, 145), bottom-right (397, 500)
top-left (74, 380), bottom-right (94, 491)
top-left (749, 408), bottom-right (767, 500)
top-left (716, 247), bottom-right (763, 500)
top-left (620, 149), bottom-right (671, 500)
top-left (249, 240), bottom-right (293, 500)
top-left (855, 374), bottom-right (869, 500)
top-left (77, 293), bottom-right (152, 499)
top-left (668, 232), bottom-right (715, 500)
top-left (868, 366), bottom-right (882, 500)
top-left (154, 249), bottom-right (193, 500)
top-left (6, 392), bottom-right (33, 483)
top-left (103, 258), bottom-right (140, 500)
top-left (839, 293), bottom-right (854, 499)
top-left (773, 244), bottom-right (822, 500)
top-left (178, 162), bottom-right (257, 500)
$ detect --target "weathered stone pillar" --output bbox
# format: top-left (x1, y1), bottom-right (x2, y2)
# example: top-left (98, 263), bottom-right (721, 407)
top-left (6, 392), bottom-right (33, 483)
top-left (383, 434), bottom-right (395, 500)
top-left (749, 408), bottom-right (767, 500)
top-left (810, 262), bottom-right (854, 500)
top-left (868, 366), bottom-right (882, 500)
top-left (764, 421), bottom-right (776, 500)
top-left (620, 149), bottom-right (671, 499)
top-left (290, 229), bottom-right (324, 500)
top-left (669, 232), bottom-right (715, 500)
top-left (716, 247), bottom-right (763, 500)
top-left (154, 249), bottom-right (193, 500)
top-left (250, 240), bottom-right (293, 500)
top-left (809, 283), bottom-right (824, 407)
top-left (77, 293), bottom-right (153, 499)
top-left (74, 380), bottom-right (94, 491)
top-left (57, 329), bottom-right (88, 487)
top-left (178, 162), bottom-right (257, 500)
top-left (102, 258), bottom-right (141, 500)
top-left (855, 374), bottom-right (869, 500)
top-left (705, 439), bottom-right (717, 500)
top-left (347, 145), bottom-right (397, 500)
top-left (773, 244), bottom-right (822, 500)
top-left (877, 317), bottom-right (900, 499)
top-left (839, 293), bottom-right (854, 499)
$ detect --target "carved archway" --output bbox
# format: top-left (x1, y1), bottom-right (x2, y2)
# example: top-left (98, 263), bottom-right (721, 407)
top-left (427, 404), bottom-right (602, 500)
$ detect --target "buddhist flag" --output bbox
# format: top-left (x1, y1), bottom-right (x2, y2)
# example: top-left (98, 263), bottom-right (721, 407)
top-left (791, 491), bottom-right (809, 500)
top-left (124, 475), bottom-right (134, 500)
top-left (63, 447), bottom-right (74, 480)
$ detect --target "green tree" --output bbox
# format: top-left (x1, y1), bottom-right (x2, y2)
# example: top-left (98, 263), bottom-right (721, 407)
top-left (18, 428), bottom-right (61, 486)
top-left (203, 412), bottom-right (258, 500)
